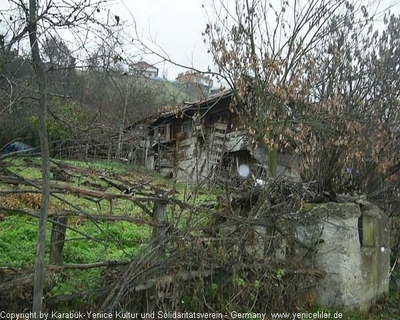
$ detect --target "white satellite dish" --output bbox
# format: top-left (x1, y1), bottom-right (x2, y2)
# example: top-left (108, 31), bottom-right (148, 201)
top-left (238, 164), bottom-right (251, 178)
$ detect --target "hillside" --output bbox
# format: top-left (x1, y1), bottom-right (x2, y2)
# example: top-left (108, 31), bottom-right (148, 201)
top-left (0, 157), bottom-right (215, 310)
top-left (153, 78), bottom-right (196, 104)
top-left (0, 156), bottom-right (399, 317)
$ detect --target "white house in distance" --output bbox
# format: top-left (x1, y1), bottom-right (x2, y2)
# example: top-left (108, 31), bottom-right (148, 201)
top-left (129, 61), bottom-right (159, 78)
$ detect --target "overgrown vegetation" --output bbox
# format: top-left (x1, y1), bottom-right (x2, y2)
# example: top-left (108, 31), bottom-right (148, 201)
top-left (1, 0), bottom-right (400, 316)
top-left (0, 158), bottom-right (398, 318)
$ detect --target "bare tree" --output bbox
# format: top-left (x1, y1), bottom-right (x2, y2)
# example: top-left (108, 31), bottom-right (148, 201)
top-left (1, 0), bottom-right (119, 312)
top-left (26, 0), bottom-right (51, 312)
top-left (83, 40), bottom-right (189, 159)
top-left (204, 0), bottom-right (400, 193)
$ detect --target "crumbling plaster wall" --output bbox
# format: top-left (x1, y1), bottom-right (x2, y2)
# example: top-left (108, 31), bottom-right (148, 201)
top-left (175, 137), bottom-right (209, 182)
top-left (295, 201), bottom-right (390, 310)
top-left (173, 132), bottom-right (301, 182)
top-left (145, 122), bottom-right (302, 183)
top-left (174, 133), bottom-right (252, 182)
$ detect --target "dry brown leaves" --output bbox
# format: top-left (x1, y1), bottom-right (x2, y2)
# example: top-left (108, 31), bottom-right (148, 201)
top-left (0, 193), bottom-right (61, 210)
top-left (0, 194), bottom-right (21, 209)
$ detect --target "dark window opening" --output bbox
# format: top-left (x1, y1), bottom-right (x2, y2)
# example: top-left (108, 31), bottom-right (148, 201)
top-left (358, 215), bottom-right (363, 247)
top-left (181, 122), bottom-right (192, 134)
top-left (358, 214), bottom-right (375, 248)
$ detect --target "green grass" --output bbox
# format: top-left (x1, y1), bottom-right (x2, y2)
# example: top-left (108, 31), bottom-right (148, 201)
top-left (157, 80), bottom-right (196, 103)
top-left (63, 159), bottom-right (131, 173)
top-left (0, 217), bottom-right (43, 267)
top-left (4, 157), bottom-right (43, 179)
top-left (1, 157), bottom-right (399, 315)
top-left (0, 157), bottom-right (216, 303)
top-left (0, 215), bottom-right (150, 298)
top-left (0, 217), bottom-right (150, 267)
top-left (0, 158), bottom-right (157, 300)
top-left (63, 220), bottom-right (150, 264)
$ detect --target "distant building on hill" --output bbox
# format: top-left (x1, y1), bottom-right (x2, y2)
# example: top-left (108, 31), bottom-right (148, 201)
top-left (176, 71), bottom-right (213, 100)
top-left (130, 61), bottom-right (159, 78)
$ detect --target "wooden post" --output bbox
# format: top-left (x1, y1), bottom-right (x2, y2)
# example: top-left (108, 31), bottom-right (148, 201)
top-left (157, 139), bottom-right (161, 173)
top-left (269, 149), bottom-right (277, 178)
top-left (85, 143), bottom-right (89, 162)
top-left (107, 143), bottom-right (112, 161)
top-left (152, 200), bottom-right (167, 252)
top-left (130, 144), bottom-right (135, 166)
top-left (49, 216), bottom-right (68, 265)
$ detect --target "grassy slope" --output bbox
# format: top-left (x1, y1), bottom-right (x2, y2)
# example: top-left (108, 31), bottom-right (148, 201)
top-left (156, 80), bottom-right (196, 104)
top-left (0, 158), bottom-right (158, 299)
top-left (0, 158), bottom-right (398, 316)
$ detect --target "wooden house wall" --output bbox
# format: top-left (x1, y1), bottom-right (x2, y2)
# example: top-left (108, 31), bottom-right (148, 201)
top-left (142, 95), bottom-right (300, 183)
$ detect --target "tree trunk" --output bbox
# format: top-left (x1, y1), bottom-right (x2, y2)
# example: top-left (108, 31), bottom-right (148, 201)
top-left (117, 92), bottom-right (128, 159)
top-left (269, 149), bottom-right (277, 178)
top-left (50, 216), bottom-right (68, 265)
top-left (152, 201), bottom-right (167, 252)
top-left (28, 0), bottom-right (51, 312)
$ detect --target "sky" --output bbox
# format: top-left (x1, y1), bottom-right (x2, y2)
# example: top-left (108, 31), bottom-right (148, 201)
top-left (1, 0), bottom-right (400, 82)
top-left (0, 0), bottom-right (213, 80)
top-left (111, 0), bottom-right (213, 80)
top-left (109, 0), bottom-right (400, 81)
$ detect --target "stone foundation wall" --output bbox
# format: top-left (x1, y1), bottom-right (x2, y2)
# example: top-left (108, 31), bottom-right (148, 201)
top-left (295, 201), bottom-right (390, 309)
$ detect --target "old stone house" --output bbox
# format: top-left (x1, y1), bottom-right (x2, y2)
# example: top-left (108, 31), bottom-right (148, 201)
top-left (131, 90), bottom-right (300, 183)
